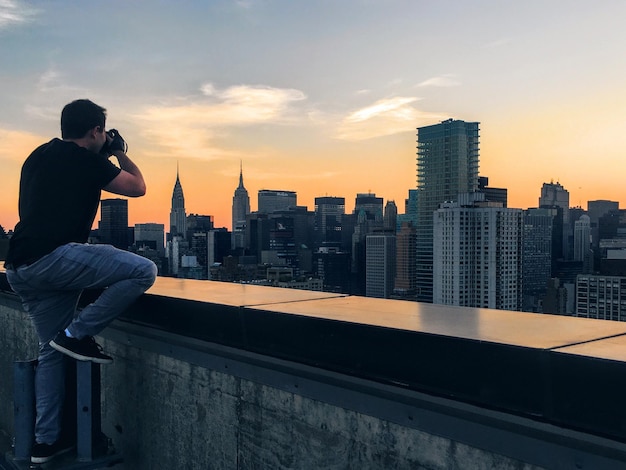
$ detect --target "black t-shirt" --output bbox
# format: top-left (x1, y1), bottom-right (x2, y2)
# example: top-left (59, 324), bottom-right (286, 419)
top-left (5, 138), bottom-right (122, 267)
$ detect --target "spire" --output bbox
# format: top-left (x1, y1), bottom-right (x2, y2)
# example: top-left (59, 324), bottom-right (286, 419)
top-left (238, 160), bottom-right (244, 189)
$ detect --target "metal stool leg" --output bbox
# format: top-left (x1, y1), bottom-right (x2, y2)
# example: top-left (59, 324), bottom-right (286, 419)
top-left (76, 361), bottom-right (100, 462)
top-left (12, 360), bottom-right (36, 461)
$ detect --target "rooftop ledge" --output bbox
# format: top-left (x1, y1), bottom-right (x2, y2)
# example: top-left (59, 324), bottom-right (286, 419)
top-left (3, 269), bottom-right (626, 446)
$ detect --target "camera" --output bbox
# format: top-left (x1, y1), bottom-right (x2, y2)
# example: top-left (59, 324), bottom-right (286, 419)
top-left (100, 129), bottom-right (128, 155)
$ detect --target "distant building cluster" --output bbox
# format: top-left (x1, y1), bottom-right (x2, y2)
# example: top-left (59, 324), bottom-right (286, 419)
top-left (7, 119), bottom-right (626, 322)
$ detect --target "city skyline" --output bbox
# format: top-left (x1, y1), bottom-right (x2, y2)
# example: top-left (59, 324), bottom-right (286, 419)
top-left (2, 1), bottom-right (626, 231)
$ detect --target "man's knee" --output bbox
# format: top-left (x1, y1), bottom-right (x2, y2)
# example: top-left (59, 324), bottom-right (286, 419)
top-left (137, 258), bottom-right (157, 288)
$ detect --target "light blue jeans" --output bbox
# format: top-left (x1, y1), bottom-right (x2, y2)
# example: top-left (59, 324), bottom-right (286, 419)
top-left (6, 242), bottom-right (157, 444)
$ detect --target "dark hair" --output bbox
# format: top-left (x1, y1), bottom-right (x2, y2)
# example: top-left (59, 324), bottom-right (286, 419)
top-left (60, 99), bottom-right (107, 139)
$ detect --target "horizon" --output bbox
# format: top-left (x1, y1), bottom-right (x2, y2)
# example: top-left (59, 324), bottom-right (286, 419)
top-left (2, 1), bottom-right (626, 232)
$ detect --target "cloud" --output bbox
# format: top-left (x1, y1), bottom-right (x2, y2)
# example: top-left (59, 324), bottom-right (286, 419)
top-left (0, 0), bottom-right (38, 29)
top-left (336, 96), bottom-right (445, 141)
top-left (416, 74), bottom-right (461, 88)
top-left (0, 128), bottom-right (44, 162)
top-left (132, 83), bottom-right (307, 160)
top-left (482, 38), bottom-right (512, 49)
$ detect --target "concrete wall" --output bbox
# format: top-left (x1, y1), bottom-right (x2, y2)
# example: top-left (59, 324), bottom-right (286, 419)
top-left (0, 291), bottom-right (546, 469)
top-left (99, 338), bottom-right (542, 469)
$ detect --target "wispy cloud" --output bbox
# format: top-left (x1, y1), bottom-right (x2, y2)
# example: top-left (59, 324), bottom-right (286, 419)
top-left (482, 37), bottom-right (512, 49)
top-left (132, 83), bottom-right (307, 160)
top-left (416, 74), bottom-right (461, 88)
top-left (35, 66), bottom-right (89, 98)
top-left (0, 0), bottom-right (38, 29)
top-left (336, 96), bottom-right (443, 141)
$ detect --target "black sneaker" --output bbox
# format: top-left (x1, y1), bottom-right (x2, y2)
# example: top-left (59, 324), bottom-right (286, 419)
top-left (31, 440), bottom-right (74, 464)
top-left (50, 332), bottom-right (113, 364)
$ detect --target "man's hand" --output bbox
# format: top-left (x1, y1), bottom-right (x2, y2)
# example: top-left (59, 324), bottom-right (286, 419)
top-left (106, 129), bottom-right (128, 153)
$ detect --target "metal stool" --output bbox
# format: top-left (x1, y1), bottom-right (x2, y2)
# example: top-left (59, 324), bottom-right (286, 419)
top-left (3, 359), bottom-right (122, 469)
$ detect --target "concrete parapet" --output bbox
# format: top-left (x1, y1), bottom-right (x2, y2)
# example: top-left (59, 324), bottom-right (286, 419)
top-left (2, 274), bottom-right (626, 468)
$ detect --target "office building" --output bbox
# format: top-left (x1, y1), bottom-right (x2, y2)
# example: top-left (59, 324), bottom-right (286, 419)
top-left (366, 233), bottom-right (396, 299)
top-left (351, 192), bottom-right (385, 295)
top-left (258, 190), bottom-right (297, 214)
top-left (478, 176), bottom-right (507, 207)
top-left (416, 119), bottom-right (480, 303)
top-left (573, 215), bottom-right (591, 262)
top-left (99, 198), bottom-right (129, 249)
top-left (522, 209), bottom-right (553, 312)
top-left (539, 182), bottom-right (570, 260)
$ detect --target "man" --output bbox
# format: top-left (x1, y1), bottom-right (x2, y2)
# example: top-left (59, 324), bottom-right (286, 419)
top-left (4, 99), bottom-right (157, 464)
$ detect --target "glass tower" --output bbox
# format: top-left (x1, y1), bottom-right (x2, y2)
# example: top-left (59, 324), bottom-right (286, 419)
top-left (416, 119), bottom-right (479, 303)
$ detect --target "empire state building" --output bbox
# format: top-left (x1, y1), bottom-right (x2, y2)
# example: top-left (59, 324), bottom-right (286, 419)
top-left (231, 162), bottom-right (250, 251)
top-left (170, 165), bottom-right (187, 238)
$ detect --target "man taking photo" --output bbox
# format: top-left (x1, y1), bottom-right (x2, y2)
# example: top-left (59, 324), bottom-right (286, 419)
top-left (4, 99), bottom-right (157, 464)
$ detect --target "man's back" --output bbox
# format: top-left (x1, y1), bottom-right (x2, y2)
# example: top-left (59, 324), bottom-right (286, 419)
top-left (6, 138), bottom-right (120, 267)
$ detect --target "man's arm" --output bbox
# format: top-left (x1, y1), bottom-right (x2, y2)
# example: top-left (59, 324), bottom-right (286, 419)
top-left (103, 150), bottom-right (147, 197)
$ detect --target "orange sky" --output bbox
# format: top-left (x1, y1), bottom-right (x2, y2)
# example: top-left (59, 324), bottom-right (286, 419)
top-left (2, 2), bottom-right (626, 233)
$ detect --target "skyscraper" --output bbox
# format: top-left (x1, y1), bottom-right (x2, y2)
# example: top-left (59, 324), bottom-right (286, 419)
top-left (522, 208), bottom-right (553, 312)
top-left (99, 198), bottom-right (129, 249)
top-left (588, 200), bottom-right (619, 251)
top-left (232, 162), bottom-right (250, 251)
top-left (416, 119), bottom-right (479, 303)
top-left (169, 165), bottom-right (186, 238)
top-left (539, 181), bottom-right (570, 260)
top-left (351, 192), bottom-right (385, 295)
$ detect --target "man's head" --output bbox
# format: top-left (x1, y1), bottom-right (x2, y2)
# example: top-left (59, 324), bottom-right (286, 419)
top-left (61, 99), bottom-right (107, 139)
top-left (61, 99), bottom-right (108, 153)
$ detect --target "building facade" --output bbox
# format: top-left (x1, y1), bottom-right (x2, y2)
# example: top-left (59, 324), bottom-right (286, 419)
top-left (366, 233), bottom-right (396, 299)
top-left (433, 198), bottom-right (522, 311)
top-left (314, 196), bottom-right (345, 248)
top-left (576, 274), bottom-right (626, 322)
top-left (134, 223), bottom-right (165, 257)
top-left (258, 190), bottom-right (297, 214)
top-left (522, 208), bottom-right (553, 312)
top-left (573, 214), bottom-right (591, 262)
top-left (394, 221), bottom-right (417, 298)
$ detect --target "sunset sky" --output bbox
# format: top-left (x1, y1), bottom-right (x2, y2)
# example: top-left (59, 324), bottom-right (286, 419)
top-left (2, 1), bottom-right (626, 232)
